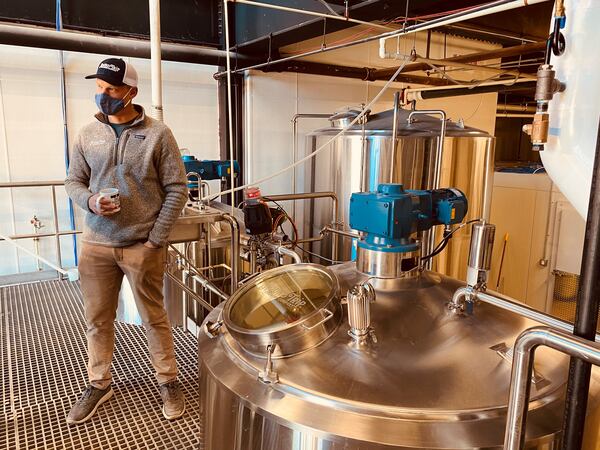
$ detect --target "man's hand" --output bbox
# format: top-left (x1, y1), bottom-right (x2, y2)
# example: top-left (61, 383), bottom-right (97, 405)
top-left (89, 193), bottom-right (120, 216)
top-left (143, 241), bottom-right (161, 249)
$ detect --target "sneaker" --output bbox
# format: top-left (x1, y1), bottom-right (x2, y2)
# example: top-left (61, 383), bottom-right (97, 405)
top-left (159, 380), bottom-right (185, 420)
top-left (67, 385), bottom-right (113, 425)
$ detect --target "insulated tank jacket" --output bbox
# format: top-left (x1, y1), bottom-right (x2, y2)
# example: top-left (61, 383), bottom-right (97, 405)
top-left (65, 105), bottom-right (188, 247)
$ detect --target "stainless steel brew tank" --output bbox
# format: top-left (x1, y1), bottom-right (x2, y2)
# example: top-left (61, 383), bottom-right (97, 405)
top-left (305, 109), bottom-right (494, 279)
top-left (198, 263), bottom-right (566, 449)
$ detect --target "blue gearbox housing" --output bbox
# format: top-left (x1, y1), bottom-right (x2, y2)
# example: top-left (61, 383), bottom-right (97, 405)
top-left (182, 155), bottom-right (239, 187)
top-left (349, 184), bottom-right (468, 253)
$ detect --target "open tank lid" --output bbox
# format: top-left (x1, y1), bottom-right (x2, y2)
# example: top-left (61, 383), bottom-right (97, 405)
top-left (223, 264), bottom-right (342, 357)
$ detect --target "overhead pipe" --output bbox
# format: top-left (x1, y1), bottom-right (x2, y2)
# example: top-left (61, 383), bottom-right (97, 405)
top-left (149, 0), bottom-right (163, 121)
top-left (372, 41), bottom-right (546, 79)
top-left (0, 22), bottom-right (250, 66)
top-left (217, 0), bottom-right (551, 76)
top-left (228, 0), bottom-right (394, 31)
top-left (378, 0), bottom-right (550, 59)
top-left (403, 79), bottom-right (536, 103)
top-left (561, 118), bottom-right (600, 450)
top-left (497, 104), bottom-right (537, 113)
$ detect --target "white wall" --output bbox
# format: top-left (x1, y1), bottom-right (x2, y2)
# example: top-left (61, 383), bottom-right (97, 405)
top-left (0, 45), bottom-right (219, 276)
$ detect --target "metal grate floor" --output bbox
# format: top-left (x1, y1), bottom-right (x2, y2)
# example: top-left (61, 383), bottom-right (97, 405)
top-left (1, 279), bottom-right (200, 449)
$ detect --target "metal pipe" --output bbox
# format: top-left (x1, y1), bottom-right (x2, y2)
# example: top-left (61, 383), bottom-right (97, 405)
top-left (220, 213), bottom-right (240, 293)
top-left (228, 0), bottom-right (394, 31)
top-left (496, 113), bottom-right (535, 118)
top-left (410, 55), bottom-right (536, 80)
top-left (219, 0), bottom-right (550, 76)
top-left (374, 41), bottom-right (546, 78)
top-left (223, 0), bottom-right (236, 215)
top-left (379, 0), bottom-right (550, 53)
top-left (276, 246), bottom-right (302, 264)
top-left (503, 327), bottom-right (600, 450)
top-left (191, 273), bottom-right (229, 301)
top-left (55, 4), bottom-right (79, 267)
top-left (165, 271), bottom-right (214, 313)
top-left (50, 186), bottom-right (63, 272)
top-left (0, 22), bottom-right (248, 67)
top-left (404, 77), bottom-right (534, 98)
top-left (562, 118), bottom-right (600, 450)
top-left (186, 171), bottom-right (206, 210)
top-left (0, 230), bottom-right (81, 241)
top-left (407, 110), bottom-right (446, 269)
top-left (405, 79), bottom-right (536, 103)
top-left (263, 192), bottom-right (339, 262)
top-left (0, 230), bottom-right (69, 277)
top-left (249, 239), bottom-right (258, 274)
top-left (497, 104), bottom-right (537, 113)
top-left (149, 0), bottom-right (163, 121)
top-left (321, 226), bottom-right (360, 240)
top-left (390, 91), bottom-right (400, 183)
top-left (291, 113), bottom-right (332, 220)
top-left (451, 287), bottom-right (600, 342)
top-left (0, 180), bottom-right (66, 187)
top-left (0, 80), bottom-right (19, 272)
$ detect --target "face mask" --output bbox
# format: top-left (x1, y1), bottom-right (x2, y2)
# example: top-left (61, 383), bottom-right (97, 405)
top-left (95, 88), bottom-right (133, 115)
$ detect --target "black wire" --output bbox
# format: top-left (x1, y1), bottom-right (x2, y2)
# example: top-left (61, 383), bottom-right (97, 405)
top-left (545, 17), bottom-right (566, 65)
top-left (294, 244), bottom-right (343, 265)
top-left (420, 219), bottom-right (482, 261)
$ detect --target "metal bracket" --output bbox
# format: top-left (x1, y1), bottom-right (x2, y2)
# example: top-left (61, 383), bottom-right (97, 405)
top-left (490, 342), bottom-right (547, 387)
top-left (258, 344), bottom-right (279, 384)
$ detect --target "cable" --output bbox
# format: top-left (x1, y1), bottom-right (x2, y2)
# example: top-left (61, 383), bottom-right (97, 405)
top-left (421, 219), bottom-right (482, 261)
top-left (294, 244), bottom-right (345, 265)
top-left (203, 57), bottom-right (412, 203)
top-left (264, 197), bottom-right (299, 244)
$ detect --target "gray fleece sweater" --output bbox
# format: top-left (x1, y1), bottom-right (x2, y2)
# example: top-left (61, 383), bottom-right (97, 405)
top-left (65, 105), bottom-right (188, 247)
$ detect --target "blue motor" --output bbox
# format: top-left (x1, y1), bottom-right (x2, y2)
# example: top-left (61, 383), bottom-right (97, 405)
top-left (349, 184), bottom-right (468, 254)
top-left (182, 155), bottom-right (239, 188)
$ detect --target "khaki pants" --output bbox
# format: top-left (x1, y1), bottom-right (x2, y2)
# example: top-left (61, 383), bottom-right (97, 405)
top-left (79, 242), bottom-right (177, 389)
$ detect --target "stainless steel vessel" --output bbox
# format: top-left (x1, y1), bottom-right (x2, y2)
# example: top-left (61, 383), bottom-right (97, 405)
top-left (198, 262), bottom-right (567, 449)
top-left (305, 109), bottom-right (494, 280)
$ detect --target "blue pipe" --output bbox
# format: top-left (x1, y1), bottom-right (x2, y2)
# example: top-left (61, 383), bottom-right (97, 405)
top-left (56, 0), bottom-right (78, 266)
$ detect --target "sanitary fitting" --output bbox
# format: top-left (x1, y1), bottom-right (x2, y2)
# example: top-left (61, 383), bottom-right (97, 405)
top-left (466, 221), bottom-right (496, 292)
top-left (346, 282), bottom-right (376, 341)
top-left (448, 286), bottom-right (477, 315)
top-left (203, 320), bottom-right (223, 339)
top-left (450, 221), bottom-right (496, 315)
top-left (522, 64), bottom-right (565, 151)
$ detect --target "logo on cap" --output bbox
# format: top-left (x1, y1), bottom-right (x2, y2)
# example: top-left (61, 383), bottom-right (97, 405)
top-left (99, 63), bottom-right (121, 72)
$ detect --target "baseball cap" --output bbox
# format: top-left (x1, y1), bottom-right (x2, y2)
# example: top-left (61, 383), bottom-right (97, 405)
top-left (85, 58), bottom-right (138, 87)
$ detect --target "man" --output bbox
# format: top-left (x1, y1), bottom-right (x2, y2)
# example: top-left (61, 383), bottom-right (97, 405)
top-left (65, 58), bottom-right (188, 424)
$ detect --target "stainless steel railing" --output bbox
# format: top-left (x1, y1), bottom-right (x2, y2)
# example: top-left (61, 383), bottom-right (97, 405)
top-left (503, 326), bottom-right (600, 450)
top-left (0, 180), bottom-right (80, 273)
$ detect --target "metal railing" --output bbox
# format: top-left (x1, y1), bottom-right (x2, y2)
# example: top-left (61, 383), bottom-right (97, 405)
top-left (503, 326), bottom-right (600, 450)
top-left (0, 180), bottom-right (80, 272)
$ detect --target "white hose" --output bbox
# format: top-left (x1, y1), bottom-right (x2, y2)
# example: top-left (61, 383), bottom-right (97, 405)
top-left (203, 56), bottom-right (412, 202)
top-left (0, 231), bottom-right (79, 281)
